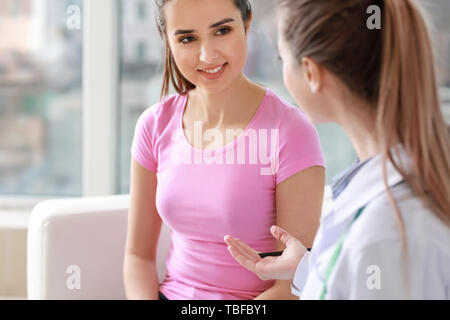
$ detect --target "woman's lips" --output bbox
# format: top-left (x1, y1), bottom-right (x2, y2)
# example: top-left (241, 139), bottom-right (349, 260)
top-left (197, 63), bottom-right (228, 80)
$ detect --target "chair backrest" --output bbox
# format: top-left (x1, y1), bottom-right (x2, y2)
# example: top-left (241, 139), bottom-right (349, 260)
top-left (27, 195), bottom-right (171, 300)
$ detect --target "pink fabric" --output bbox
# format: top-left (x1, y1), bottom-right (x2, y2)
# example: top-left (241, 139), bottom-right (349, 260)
top-left (131, 88), bottom-right (325, 300)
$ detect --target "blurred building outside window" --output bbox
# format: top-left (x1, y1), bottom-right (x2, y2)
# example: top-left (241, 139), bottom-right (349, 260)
top-left (0, 0), bottom-right (82, 206)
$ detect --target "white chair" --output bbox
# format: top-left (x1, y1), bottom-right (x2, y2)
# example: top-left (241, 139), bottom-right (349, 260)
top-left (27, 195), bottom-right (171, 300)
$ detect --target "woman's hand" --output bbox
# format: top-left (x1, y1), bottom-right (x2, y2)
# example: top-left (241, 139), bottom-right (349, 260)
top-left (224, 225), bottom-right (307, 281)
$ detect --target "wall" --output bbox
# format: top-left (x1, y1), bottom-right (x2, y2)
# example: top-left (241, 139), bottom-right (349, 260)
top-left (0, 227), bottom-right (27, 298)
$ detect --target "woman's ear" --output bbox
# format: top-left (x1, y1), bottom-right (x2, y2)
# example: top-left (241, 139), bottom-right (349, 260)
top-left (301, 57), bottom-right (323, 93)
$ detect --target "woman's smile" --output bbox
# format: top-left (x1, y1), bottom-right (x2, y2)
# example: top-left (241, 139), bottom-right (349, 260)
top-left (197, 62), bottom-right (228, 80)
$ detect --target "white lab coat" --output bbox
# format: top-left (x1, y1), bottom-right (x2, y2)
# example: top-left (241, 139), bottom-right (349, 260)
top-left (292, 145), bottom-right (450, 299)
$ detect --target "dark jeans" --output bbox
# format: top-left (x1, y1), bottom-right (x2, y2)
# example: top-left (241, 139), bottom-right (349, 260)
top-left (159, 291), bottom-right (169, 300)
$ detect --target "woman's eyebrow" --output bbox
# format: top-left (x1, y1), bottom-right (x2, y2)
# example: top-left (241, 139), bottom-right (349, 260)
top-left (209, 18), bottom-right (235, 28)
top-left (173, 18), bottom-right (235, 36)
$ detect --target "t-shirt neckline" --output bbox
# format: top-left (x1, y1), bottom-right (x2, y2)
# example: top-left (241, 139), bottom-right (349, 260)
top-left (178, 88), bottom-right (270, 155)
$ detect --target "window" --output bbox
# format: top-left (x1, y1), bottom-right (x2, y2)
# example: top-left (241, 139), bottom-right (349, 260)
top-left (3, 0), bottom-right (447, 200)
top-left (422, 0), bottom-right (450, 123)
top-left (137, 1), bottom-right (147, 21)
top-left (137, 41), bottom-right (147, 62)
top-left (119, 0), bottom-right (163, 193)
top-left (10, 0), bottom-right (19, 16)
top-left (0, 0), bottom-right (83, 197)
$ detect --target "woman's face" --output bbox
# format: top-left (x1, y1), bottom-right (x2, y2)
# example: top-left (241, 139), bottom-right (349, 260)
top-left (164, 0), bottom-right (250, 94)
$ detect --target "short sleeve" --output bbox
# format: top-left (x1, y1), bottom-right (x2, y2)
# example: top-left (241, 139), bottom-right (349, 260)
top-left (274, 107), bottom-right (325, 185)
top-left (130, 106), bottom-right (158, 173)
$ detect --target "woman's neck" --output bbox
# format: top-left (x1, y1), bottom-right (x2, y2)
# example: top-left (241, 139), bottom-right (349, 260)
top-left (188, 74), bottom-right (261, 128)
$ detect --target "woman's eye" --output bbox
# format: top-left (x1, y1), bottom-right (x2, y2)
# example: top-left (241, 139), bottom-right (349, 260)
top-left (216, 27), bottom-right (231, 36)
top-left (179, 36), bottom-right (195, 44)
top-left (178, 28), bottom-right (230, 43)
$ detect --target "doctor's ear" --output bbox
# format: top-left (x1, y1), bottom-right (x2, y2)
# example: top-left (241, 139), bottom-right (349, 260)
top-left (301, 57), bottom-right (323, 93)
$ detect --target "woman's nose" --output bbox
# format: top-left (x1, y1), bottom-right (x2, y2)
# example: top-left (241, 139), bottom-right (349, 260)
top-left (199, 41), bottom-right (219, 63)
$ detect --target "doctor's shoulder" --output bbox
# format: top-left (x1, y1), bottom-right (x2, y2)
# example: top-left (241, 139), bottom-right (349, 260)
top-left (350, 182), bottom-right (450, 250)
top-left (335, 182), bottom-right (450, 298)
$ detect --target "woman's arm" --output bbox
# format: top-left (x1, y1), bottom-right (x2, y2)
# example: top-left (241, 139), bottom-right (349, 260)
top-left (123, 158), bottom-right (162, 300)
top-left (254, 166), bottom-right (325, 300)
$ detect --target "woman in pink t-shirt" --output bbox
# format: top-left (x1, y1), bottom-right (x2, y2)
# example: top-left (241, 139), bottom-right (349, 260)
top-left (123, 0), bottom-right (326, 300)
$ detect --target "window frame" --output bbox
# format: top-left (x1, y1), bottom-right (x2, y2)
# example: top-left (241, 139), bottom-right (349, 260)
top-left (82, 0), bottom-right (119, 197)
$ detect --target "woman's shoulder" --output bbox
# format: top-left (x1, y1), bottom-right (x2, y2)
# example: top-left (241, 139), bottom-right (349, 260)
top-left (141, 93), bottom-right (183, 118)
top-left (136, 92), bottom-right (185, 128)
top-left (261, 88), bottom-right (315, 129)
top-left (133, 93), bottom-right (187, 146)
top-left (263, 88), bottom-right (298, 113)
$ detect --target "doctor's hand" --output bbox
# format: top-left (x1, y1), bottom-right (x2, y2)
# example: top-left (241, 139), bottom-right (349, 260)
top-left (224, 225), bottom-right (307, 281)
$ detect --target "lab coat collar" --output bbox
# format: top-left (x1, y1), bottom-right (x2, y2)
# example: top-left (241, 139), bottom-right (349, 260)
top-left (328, 144), bottom-right (411, 227)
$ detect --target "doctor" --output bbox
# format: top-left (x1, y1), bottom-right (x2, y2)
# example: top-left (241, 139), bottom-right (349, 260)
top-left (224, 0), bottom-right (450, 299)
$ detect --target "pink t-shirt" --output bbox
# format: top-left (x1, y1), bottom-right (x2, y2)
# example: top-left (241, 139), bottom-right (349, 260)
top-left (130, 88), bottom-right (325, 300)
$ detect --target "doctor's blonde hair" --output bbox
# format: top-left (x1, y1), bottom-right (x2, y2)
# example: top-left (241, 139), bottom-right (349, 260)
top-left (278, 0), bottom-right (450, 276)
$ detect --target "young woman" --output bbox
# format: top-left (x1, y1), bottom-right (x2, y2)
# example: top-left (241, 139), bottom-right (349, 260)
top-left (123, 0), bottom-right (326, 300)
top-left (225, 0), bottom-right (450, 299)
